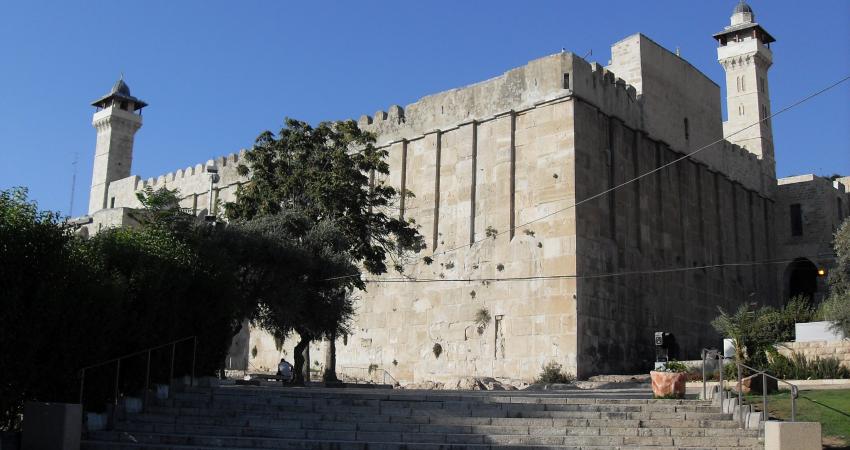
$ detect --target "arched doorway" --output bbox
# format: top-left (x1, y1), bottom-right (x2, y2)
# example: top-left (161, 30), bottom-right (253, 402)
top-left (785, 258), bottom-right (819, 301)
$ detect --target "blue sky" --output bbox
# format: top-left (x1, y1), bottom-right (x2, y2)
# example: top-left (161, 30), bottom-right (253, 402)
top-left (1, 1), bottom-right (848, 217)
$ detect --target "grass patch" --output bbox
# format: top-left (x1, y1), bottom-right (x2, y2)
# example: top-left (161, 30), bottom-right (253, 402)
top-left (745, 389), bottom-right (850, 447)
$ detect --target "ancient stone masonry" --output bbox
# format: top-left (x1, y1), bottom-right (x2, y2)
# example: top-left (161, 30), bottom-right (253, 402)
top-left (80, 4), bottom-right (849, 382)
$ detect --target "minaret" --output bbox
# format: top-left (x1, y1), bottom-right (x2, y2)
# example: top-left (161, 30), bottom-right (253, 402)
top-left (88, 77), bottom-right (147, 214)
top-left (714, 1), bottom-right (776, 165)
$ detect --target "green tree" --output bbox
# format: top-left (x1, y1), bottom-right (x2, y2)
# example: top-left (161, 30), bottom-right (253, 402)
top-left (821, 219), bottom-right (850, 337)
top-left (225, 119), bottom-right (424, 382)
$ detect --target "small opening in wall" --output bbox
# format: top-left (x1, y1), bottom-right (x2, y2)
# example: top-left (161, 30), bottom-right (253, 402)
top-left (683, 118), bottom-right (690, 141)
top-left (790, 203), bottom-right (803, 236)
top-left (110, 197), bottom-right (115, 208)
top-left (563, 73), bottom-right (570, 90)
top-left (120, 101), bottom-right (128, 111)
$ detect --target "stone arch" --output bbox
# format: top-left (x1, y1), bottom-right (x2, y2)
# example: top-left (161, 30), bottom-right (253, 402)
top-left (784, 257), bottom-right (819, 302)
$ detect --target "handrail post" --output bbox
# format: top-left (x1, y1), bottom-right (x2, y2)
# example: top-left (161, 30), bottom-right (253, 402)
top-left (79, 369), bottom-right (86, 406)
top-left (719, 355), bottom-right (725, 399)
top-left (762, 373), bottom-right (767, 423)
top-left (143, 350), bottom-right (151, 412)
top-left (191, 337), bottom-right (197, 387)
top-left (737, 361), bottom-right (744, 428)
top-left (169, 342), bottom-right (176, 393)
top-left (791, 386), bottom-right (797, 422)
top-left (114, 359), bottom-right (121, 407)
top-left (701, 349), bottom-right (707, 400)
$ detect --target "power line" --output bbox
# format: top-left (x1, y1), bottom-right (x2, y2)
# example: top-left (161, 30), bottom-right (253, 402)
top-left (358, 255), bottom-right (835, 284)
top-left (424, 74), bottom-right (850, 260)
top-left (323, 73), bottom-right (850, 283)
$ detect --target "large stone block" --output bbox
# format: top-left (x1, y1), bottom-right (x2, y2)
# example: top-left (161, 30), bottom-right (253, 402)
top-left (764, 421), bottom-right (821, 450)
top-left (21, 402), bottom-right (81, 450)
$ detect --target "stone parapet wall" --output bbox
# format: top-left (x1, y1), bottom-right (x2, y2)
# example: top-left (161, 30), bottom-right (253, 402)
top-left (776, 340), bottom-right (850, 368)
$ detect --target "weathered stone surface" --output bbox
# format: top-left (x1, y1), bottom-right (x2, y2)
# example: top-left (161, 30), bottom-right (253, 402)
top-left (650, 371), bottom-right (687, 398)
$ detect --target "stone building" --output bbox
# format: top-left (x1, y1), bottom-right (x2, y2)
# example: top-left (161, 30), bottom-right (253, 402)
top-left (77, 3), bottom-right (849, 381)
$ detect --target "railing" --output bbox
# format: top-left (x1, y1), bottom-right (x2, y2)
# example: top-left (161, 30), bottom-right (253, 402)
top-left (735, 360), bottom-right (799, 428)
top-left (700, 348), bottom-right (799, 431)
top-left (340, 366), bottom-right (398, 386)
top-left (79, 336), bottom-right (197, 415)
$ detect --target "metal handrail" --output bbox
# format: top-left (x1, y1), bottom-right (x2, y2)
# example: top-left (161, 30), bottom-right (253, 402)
top-left (735, 360), bottom-right (799, 428)
top-left (78, 336), bottom-right (197, 416)
top-left (700, 349), bottom-right (799, 430)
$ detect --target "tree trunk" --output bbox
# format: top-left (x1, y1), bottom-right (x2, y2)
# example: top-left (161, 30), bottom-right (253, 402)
top-left (292, 333), bottom-right (311, 385)
top-left (323, 333), bottom-right (339, 383)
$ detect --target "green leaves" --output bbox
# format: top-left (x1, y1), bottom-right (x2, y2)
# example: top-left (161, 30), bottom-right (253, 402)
top-left (224, 118), bottom-right (424, 276)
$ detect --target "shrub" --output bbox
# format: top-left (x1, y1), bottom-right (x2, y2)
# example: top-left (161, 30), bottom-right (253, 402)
top-left (432, 343), bottom-right (443, 359)
top-left (536, 362), bottom-right (575, 384)
top-left (768, 353), bottom-right (849, 380)
top-left (656, 360), bottom-right (689, 373)
top-left (474, 308), bottom-right (492, 328)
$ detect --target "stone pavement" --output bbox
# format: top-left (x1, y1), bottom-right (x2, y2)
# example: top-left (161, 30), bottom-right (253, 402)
top-left (82, 385), bottom-right (763, 449)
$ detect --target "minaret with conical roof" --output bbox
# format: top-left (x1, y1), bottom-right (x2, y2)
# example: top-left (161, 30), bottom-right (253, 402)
top-left (88, 76), bottom-right (147, 214)
top-left (714, 1), bottom-right (776, 166)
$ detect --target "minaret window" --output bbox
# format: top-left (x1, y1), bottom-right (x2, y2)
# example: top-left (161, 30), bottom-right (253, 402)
top-left (683, 118), bottom-right (690, 141)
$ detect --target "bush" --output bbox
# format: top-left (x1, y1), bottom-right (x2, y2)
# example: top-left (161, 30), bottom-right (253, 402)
top-left (821, 219), bottom-right (850, 338)
top-left (768, 353), bottom-right (850, 380)
top-left (655, 360), bottom-right (689, 373)
top-left (536, 362), bottom-right (575, 384)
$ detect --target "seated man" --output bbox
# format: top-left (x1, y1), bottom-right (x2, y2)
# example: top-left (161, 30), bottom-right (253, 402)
top-left (277, 358), bottom-right (293, 384)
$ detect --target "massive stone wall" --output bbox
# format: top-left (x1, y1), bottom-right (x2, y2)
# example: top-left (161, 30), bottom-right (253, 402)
top-left (572, 96), bottom-right (778, 377)
top-left (90, 38), bottom-right (787, 382)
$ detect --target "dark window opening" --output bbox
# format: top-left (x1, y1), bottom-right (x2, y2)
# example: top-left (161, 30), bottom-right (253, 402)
top-left (790, 203), bottom-right (803, 236)
top-left (563, 73), bottom-right (570, 90)
top-left (110, 197), bottom-right (115, 208)
top-left (838, 198), bottom-right (844, 221)
top-left (683, 118), bottom-right (690, 141)
top-left (120, 101), bottom-right (128, 111)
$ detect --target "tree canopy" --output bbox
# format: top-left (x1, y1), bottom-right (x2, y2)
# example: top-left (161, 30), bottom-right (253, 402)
top-left (821, 218), bottom-right (850, 337)
top-left (226, 118), bottom-right (424, 275)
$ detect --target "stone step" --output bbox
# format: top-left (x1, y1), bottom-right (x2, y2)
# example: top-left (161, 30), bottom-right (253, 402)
top-left (123, 411), bottom-right (746, 430)
top-left (82, 441), bottom-right (761, 450)
top-left (86, 430), bottom-right (761, 448)
top-left (159, 394), bottom-right (717, 410)
top-left (141, 404), bottom-right (733, 422)
top-left (115, 419), bottom-right (760, 439)
top-left (177, 387), bottom-right (675, 404)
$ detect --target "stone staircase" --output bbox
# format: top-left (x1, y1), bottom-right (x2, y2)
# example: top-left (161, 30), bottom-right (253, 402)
top-left (82, 385), bottom-right (762, 449)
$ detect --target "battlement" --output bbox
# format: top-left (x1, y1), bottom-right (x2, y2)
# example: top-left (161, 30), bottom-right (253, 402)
top-left (356, 51), bottom-right (644, 146)
top-left (139, 149), bottom-right (247, 189)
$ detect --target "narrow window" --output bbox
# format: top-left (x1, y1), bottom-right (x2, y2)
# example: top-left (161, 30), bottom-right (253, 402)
top-left (741, 74), bottom-right (746, 91)
top-left (838, 198), bottom-right (844, 221)
top-left (563, 73), bottom-right (570, 90)
top-left (683, 118), bottom-right (690, 141)
top-left (110, 197), bottom-right (115, 208)
top-left (119, 101), bottom-right (128, 111)
top-left (790, 203), bottom-right (803, 236)
top-left (736, 76), bottom-right (741, 92)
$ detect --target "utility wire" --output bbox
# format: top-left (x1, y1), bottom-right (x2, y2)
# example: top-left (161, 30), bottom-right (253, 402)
top-left (359, 255), bottom-right (835, 284)
top-left (323, 74), bottom-right (850, 283)
top-left (426, 74), bottom-right (850, 260)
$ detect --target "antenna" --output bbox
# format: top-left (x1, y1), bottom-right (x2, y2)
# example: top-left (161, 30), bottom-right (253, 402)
top-left (583, 49), bottom-right (593, 59)
top-left (69, 153), bottom-right (78, 217)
